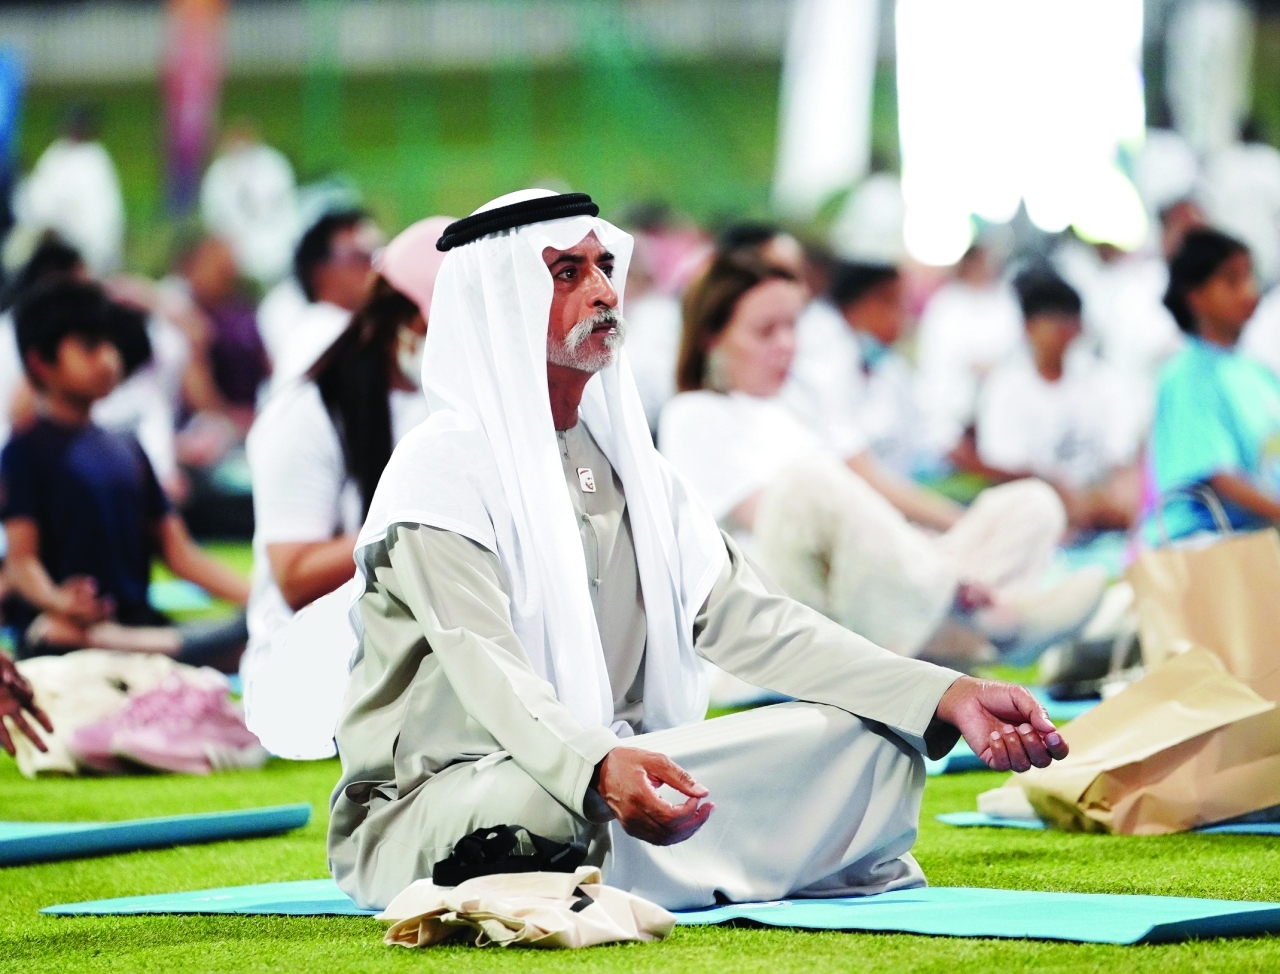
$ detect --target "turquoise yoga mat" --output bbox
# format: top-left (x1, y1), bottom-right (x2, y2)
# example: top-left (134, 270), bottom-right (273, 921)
top-left (675, 887), bottom-right (1280, 944)
top-left (0, 804), bottom-right (311, 867)
top-left (43, 879), bottom-right (375, 917)
top-left (937, 811), bottom-right (1280, 834)
top-left (40, 879), bottom-right (1280, 944)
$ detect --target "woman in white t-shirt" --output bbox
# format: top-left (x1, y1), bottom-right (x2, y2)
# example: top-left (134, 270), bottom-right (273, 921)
top-left (659, 252), bottom-right (1105, 661)
top-left (242, 217), bottom-right (451, 690)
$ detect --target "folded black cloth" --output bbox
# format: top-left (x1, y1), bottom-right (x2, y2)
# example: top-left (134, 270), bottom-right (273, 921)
top-left (431, 825), bottom-right (587, 887)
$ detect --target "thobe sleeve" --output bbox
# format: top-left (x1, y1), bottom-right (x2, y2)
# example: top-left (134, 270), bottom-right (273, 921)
top-left (383, 523), bottom-right (619, 816)
top-left (694, 532), bottom-right (964, 759)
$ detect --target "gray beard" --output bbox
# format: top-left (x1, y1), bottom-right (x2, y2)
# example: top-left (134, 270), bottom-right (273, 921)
top-left (547, 309), bottom-right (628, 373)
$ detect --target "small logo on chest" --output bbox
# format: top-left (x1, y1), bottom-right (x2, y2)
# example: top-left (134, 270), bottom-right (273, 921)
top-left (577, 467), bottom-right (596, 493)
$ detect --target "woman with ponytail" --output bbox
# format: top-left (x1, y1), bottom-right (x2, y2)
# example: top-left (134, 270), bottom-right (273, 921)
top-left (241, 217), bottom-right (451, 688)
top-left (1150, 228), bottom-right (1280, 539)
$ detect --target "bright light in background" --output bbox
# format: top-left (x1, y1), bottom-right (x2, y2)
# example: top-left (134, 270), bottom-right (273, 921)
top-left (895, 0), bottom-right (1147, 264)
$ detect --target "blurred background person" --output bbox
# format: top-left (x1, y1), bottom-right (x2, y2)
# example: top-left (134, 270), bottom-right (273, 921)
top-left (659, 251), bottom-right (1105, 665)
top-left (914, 235), bottom-right (1023, 459)
top-left (786, 259), bottom-right (932, 479)
top-left (262, 209), bottom-right (381, 391)
top-left (241, 216), bottom-right (448, 701)
top-left (976, 270), bottom-right (1145, 531)
top-left (1201, 120), bottom-right (1280, 290)
top-left (1053, 235), bottom-right (1184, 436)
top-left (1149, 228), bottom-right (1279, 542)
top-left (1, 280), bottom-right (248, 661)
top-left (199, 119), bottom-right (301, 287)
top-left (11, 105), bottom-right (124, 277)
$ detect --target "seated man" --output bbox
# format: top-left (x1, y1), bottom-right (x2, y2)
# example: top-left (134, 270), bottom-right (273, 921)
top-left (1, 281), bottom-right (250, 662)
top-left (328, 190), bottom-right (1067, 912)
top-left (976, 271), bottom-right (1144, 531)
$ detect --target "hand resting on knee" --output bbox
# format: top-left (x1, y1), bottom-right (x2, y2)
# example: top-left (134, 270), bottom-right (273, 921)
top-left (593, 747), bottom-right (714, 845)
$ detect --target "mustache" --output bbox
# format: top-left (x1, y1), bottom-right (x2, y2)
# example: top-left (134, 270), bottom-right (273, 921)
top-left (562, 308), bottom-right (626, 351)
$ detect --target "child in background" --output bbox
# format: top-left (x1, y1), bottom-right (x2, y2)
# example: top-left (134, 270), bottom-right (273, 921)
top-left (0, 280), bottom-right (250, 661)
top-left (977, 271), bottom-right (1144, 530)
top-left (1149, 229), bottom-right (1280, 541)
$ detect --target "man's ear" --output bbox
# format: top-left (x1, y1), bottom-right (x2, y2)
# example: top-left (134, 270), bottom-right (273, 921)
top-left (22, 349), bottom-right (53, 390)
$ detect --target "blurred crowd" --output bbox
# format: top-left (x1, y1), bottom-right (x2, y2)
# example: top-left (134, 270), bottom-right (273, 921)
top-left (1, 99), bottom-right (1279, 754)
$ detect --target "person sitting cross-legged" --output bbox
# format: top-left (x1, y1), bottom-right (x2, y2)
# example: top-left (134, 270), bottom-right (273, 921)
top-left (321, 190), bottom-right (1070, 913)
top-left (1, 280), bottom-right (249, 663)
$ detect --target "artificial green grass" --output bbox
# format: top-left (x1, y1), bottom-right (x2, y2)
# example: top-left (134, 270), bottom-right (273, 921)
top-left (2, 756), bottom-right (1279, 972)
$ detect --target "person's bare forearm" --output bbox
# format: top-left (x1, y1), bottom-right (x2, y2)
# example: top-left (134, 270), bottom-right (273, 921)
top-left (267, 536), bottom-right (358, 611)
top-left (5, 555), bottom-right (67, 614)
top-left (1209, 473), bottom-right (1280, 523)
top-left (846, 451), bottom-right (963, 531)
top-left (159, 515), bottom-right (251, 605)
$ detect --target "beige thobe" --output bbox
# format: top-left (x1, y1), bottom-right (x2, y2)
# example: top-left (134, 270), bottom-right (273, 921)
top-left (329, 422), bottom-right (963, 911)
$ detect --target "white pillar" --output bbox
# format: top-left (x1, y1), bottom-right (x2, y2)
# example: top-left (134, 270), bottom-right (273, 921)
top-left (772, 0), bottom-right (880, 221)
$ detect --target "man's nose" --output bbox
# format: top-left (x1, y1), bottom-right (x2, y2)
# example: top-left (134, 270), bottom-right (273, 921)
top-left (590, 267), bottom-right (619, 308)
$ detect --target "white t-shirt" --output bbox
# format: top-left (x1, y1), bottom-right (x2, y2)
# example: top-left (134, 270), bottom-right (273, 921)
top-left (1242, 286), bottom-right (1280, 379)
top-left (976, 351), bottom-right (1144, 489)
top-left (658, 390), bottom-right (828, 524)
top-left (242, 381), bottom-right (428, 682)
top-left (1054, 242), bottom-right (1183, 374)
top-left (914, 279), bottom-right (1024, 450)
top-left (782, 299), bottom-right (869, 460)
top-left (256, 277), bottom-right (312, 369)
top-left (0, 314), bottom-right (24, 446)
top-left (263, 300), bottom-right (351, 399)
top-left (623, 291), bottom-right (682, 432)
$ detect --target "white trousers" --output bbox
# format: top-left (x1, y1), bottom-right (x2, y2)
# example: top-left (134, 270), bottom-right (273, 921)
top-left (753, 456), bottom-right (1065, 656)
top-left (332, 702), bottom-right (926, 912)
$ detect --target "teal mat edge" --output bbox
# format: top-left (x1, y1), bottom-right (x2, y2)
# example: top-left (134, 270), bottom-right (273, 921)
top-left (39, 879), bottom-right (1280, 945)
top-left (2, 804), bottom-right (311, 867)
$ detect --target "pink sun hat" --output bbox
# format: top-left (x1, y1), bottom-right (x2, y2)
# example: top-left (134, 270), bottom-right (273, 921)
top-left (374, 215), bottom-right (455, 319)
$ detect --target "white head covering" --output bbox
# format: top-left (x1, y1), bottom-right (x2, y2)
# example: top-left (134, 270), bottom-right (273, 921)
top-left (355, 189), bottom-right (725, 733)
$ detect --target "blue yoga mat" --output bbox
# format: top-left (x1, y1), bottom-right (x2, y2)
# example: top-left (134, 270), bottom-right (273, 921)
top-left (43, 879), bottom-right (374, 917)
top-left (1, 804), bottom-right (311, 867)
top-left (937, 811), bottom-right (1280, 834)
top-left (40, 879), bottom-right (1280, 944)
top-left (675, 887), bottom-right (1280, 944)
top-left (148, 579), bottom-right (214, 614)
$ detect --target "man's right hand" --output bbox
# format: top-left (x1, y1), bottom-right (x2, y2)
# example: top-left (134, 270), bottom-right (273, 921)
top-left (594, 747), bottom-right (713, 846)
top-left (0, 655), bottom-right (53, 757)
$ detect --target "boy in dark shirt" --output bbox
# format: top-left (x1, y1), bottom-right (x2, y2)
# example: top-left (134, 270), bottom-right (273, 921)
top-left (1, 280), bottom-right (250, 660)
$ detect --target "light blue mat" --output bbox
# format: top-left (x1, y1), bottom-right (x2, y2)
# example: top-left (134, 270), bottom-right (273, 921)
top-left (925, 741), bottom-right (988, 776)
top-left (42, 879), bottom-right (374, 917)
top-left (148, 579), bottom-right (214, 614)
top-left (937, 811), bottom-right (1280, 834)
top-left (675, 887), bottom-right (1280, 943)
top-left (41, 880), bottom-right (1280, 943)
top-left (1, 804), bottom-right (311, 867)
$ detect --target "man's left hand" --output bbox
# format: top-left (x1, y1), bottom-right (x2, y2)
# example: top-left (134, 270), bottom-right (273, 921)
top-left (935, 676), bottom-right (1068, 772)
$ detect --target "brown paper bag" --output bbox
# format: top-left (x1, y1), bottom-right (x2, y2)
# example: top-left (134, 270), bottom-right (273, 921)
top-left (1119, 529), bottom-right (1280, 832)
top-left (1017, 530), bottom-right (1280, 834)
top-left (1017, 647), bottom-right (1273, 833)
